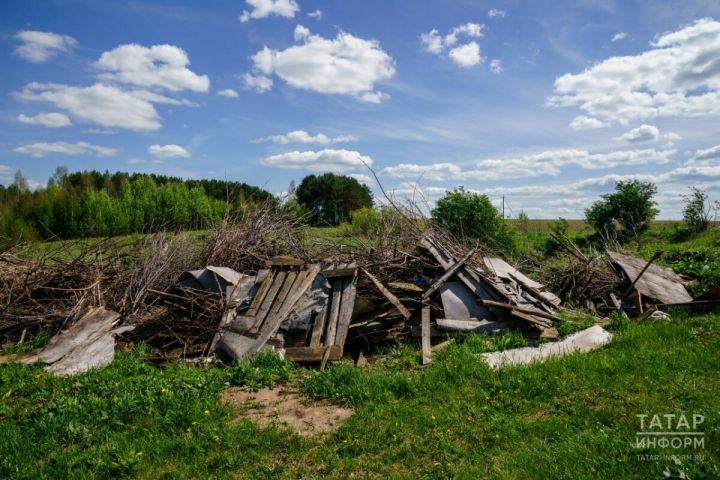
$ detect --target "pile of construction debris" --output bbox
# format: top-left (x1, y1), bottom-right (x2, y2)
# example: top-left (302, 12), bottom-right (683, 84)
top-left (0, 209), bottom-right (714, 376)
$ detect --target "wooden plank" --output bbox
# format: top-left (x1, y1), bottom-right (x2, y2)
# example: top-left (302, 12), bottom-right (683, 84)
top-left (608, 251), bottom-right (692, 304)
top-left (285, 345), bottom-right (342, 362)
top-left (321, 266), bottom-right (357, 278)
top-left (479, 299), bottom-right (561, 322)
top-left (267, 256), bottom-right (306, 266)
top-left (324, 278), bottom-right (344, 347)
top-left (422, 248), bottom-right (476, 301)
top-left (362, 268), bottom-right (412, 319)
top-left (333, 276), bottom-right (357, 351)
top-left (245, 269), bottom-right (276, 317)
top-left (250, 269), bottom-right (287, 332)
top-left (421, 236), bottom-right (506, 303)
top-left (271, 269), bottom-right (298, 315)
top-left (421, 305), bottom-right (432, 365)
top-left (510, 310), bottom-right (553, 329)
top-left (244, 265), bottom-right (321, 358)
top-left (508, 272), bottom-right (560, 310)
top-left (621, 251), bottom-right (664, 299)
top-left (388, 281), bottom-right (424, 292)
top-left (30, 307), bottom-right (120, 364)
top-left (309, 303), bottom-right (329, 347)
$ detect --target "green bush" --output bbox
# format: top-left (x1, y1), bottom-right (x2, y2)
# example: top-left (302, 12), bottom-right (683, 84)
top-left (586, 180), bottom-right (658, 240)
top-left (349, 207), bottom-right (381, 236)
top-left (431, 187), bottom-right (515, 251)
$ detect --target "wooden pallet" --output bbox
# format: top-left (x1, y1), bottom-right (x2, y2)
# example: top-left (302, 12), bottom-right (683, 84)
top-left (215, 261), bottom-right (357, 364)
top-left (216, 262), bottom-right (321, 360)
top-left (286, 265), bottom-right (357, 363)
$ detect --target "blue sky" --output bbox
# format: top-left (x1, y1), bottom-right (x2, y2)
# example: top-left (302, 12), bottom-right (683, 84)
top-left (2, 0), bottom-right (720, 218)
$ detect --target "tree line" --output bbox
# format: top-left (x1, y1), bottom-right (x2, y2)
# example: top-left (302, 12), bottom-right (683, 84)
top-left (0, 168), bottom-right (274, 244)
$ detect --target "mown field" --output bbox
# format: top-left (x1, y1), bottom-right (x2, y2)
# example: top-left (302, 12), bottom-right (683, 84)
top-left (1, 222), bottom-right (719, 479)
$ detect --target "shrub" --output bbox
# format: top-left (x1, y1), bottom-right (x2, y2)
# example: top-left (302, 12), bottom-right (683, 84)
top-left (585, 180), bottom-right (658, 240)
top-left (682, 187), bottom-right (715, 233)
top-left (431, 187), bottom-right (515, 250)
top-left (349, 207), bottom-right (381, 236)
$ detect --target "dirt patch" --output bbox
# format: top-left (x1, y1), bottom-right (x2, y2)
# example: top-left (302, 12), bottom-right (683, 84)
top-left (220, 386), bottom-right (353, 437)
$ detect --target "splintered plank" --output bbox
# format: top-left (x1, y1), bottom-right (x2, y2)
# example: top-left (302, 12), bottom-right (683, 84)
top-left (268, 256), bottom-right (306, 266)
top-left (421, 236), bottom-right (506, 303)
top-left (249, 269), bottom-right (288, 333)
top-left (324, 278), bottom-right (344, 347)
top-left (245, 270), bottom-right (276, 317)
top-left (245, 265), bottom-right (321, 358)
top-left (271, 269), bottom-right (299, 315)
top-left (422, 248), bottom-right (476, 301)
top-left (333, 276), bottom-right (357, 351)
top-left (421, 305), bottom-right (432, 365)
top-left (362, 268), bottom-right (412, 319)
top-left (309, 303), bottom-right (329, 347)
top-left (285, 345), bottom-right (342, 362)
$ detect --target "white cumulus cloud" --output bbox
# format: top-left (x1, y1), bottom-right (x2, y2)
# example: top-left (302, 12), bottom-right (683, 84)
top-left (148, 144), bottom-right (190, 158)
top-left (616, 124), bottom-right (660, 142)
top-left (548, 18), bottom-right (720, 125)
top-left (14, 141), bottom-right (118, 158)
top-left (217, 88), bottom-right (239, 98)
top-left (569, 115), bottom-right (607, 130)
top-left (96, 44), bottom-right (209, 92)
top-left (449, 42), bottom-right (482, 68)
top-left (488, 9), bottom-right (506, 18)
top-left (490, 59), bottom-right (503, 74)
top-left (611, 32), bottom-right (627, 42)
top-left (240, 0), bottom-right (299, 22)
top-left (380, 148), bottom-right (675, 182)
top-left (308, 9), bottom-right (322, 20)
top-left (16, 82), bottom-right (166, 131)
top-left (247, 26), bottom-right (394, 102)
top-left (17, 112), bottom-right (72, 128)
top-left (13, 30), bottom-right (76, 63)
top-left (261, 149), bottom-right (372, 171)
top-left (381, 163), bottom-right (463, 181)
top-left (242, 73), bottom-right (273, 92)
top-left (688, 144), bottom-right (720, 166)
top-left (421, 23), bottom-right (485, 68)
top-left (256, 130), bottom-right (355, 144)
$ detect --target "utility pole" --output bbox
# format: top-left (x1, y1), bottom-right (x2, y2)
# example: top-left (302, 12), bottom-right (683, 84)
top-left (502, 195), bottom-right (505, 220)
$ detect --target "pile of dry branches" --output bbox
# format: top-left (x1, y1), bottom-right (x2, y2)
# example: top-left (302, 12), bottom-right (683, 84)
top-left (0, 240), bottom-right (124, 344)
top-left (203, 202), bottom-right (310, 274)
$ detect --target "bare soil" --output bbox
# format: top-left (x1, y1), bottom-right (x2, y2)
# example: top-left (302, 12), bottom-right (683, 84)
top-left (220, 386), bottom-right (353, 437)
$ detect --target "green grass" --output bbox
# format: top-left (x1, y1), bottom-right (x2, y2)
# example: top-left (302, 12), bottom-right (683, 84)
top-left (2, 313), bottom-right (718, 479)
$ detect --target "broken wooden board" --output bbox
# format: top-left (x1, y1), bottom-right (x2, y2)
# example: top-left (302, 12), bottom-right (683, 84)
top-left (481, 325), bottom-right (613, 369)
top-left (362, 268), bottom-right (412, 319)
top-left (421, 234), bottom-right (504, 311)
top-left (422, 248), bottom-right (475, 301)
top-left (0, 307), bottom-right (121, 376)
top-left (608, 251), bottom-right (692, 304)
top-left (217, 264), bottom-right (321, 360)
top-left (421, 305), bottom-right (432, 365)
top-left (288, 266), bottom-right (357, 362)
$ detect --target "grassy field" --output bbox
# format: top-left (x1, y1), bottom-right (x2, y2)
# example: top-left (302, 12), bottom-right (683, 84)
top-left (2, 222), bottom-right (719, 478)
top-left (1, 312), bottom-right (718, 478)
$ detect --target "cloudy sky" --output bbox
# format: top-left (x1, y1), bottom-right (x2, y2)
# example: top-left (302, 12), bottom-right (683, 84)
top-left (2, 0), bottom-right (720, 218)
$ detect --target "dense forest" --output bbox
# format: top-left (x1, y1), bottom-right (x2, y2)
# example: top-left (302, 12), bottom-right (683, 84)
top-left (0, 168), bottom-right (274, 243)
